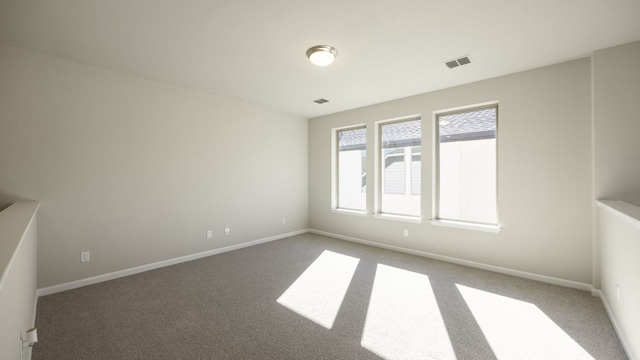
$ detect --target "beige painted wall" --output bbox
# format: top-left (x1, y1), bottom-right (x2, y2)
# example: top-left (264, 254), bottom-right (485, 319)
top-left (0, 202), bottom-right (39, 360)
top-left (0, 44), bottom-right (309, 288)
top-left (309, 58), bottom-right (593, 284)
top-left (593, 41), bottom-right (640, 360)
top-left (593, 41), bottom-right (640, 207)
top-left (598, 202), bottom-right (640, 360)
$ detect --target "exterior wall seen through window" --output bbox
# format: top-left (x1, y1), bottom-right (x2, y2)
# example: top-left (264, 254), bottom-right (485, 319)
top-left (380, 119), bottom-right (421, 217)
top-left (337, 126), bottom-right (367, 211)
top-left (437, 106), bottom-right (497, 225)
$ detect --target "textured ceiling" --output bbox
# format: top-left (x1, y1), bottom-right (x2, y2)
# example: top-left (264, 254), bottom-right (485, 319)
top-left (1, 0), bottom-right (639, 119)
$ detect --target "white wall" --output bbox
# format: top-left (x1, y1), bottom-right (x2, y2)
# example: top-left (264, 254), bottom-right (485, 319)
top-left (593, 41), bottom-right (640, 207)
top-left (593, 41), bottom-right (640, 360)
top-left (0, 202), bottom-right (39, 360)
top-left (0, 44), bottom-right (309, 288)
top-left (310, 58), bottom-right (593, 284)
top-left (597, 201), bottom-right (640, 360)
top-left (591, 40), bottom-right (640, 288)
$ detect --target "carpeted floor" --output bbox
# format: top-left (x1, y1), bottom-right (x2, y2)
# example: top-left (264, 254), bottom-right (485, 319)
top-left (33, 233), bottom-right (627, 359)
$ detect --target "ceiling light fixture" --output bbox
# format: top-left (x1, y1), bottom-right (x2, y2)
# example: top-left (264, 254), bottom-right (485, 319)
top-left (306, 45), bottom-right (338, 67)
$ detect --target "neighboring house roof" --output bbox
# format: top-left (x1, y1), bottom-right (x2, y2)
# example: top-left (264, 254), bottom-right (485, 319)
top-left (381, 119), bottom-right (422, 149)
top-left (439, 107), bottom-right (496, 142)
top-left (338, 107), bottom-right (496, 150)
top-left (338, 127), bottom-right (367, 151)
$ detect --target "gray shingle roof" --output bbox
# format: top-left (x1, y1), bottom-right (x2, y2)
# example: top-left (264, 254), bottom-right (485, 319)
top-left (381, 119), bottom-right (421, 149)
top-left (338, 127), bottom-right (366, 151)
top-left (338, 108), bottom-right (495, 150)
top-left (338, 120), bottom-right (423, 151)
top-left (439, 107), bottom-right (496, 142)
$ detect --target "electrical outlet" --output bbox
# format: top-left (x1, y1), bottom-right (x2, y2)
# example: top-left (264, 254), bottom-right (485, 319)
top-left (403, 229), bottom-right (409, 237)
top-left (80, 251), bottom-right (90, 263)
top-left (282, 218), bottom-right (287, 225)
top-left (206, 230), bottom-right (212, 239)
top-left (224, 227), bottom-right (230, 235)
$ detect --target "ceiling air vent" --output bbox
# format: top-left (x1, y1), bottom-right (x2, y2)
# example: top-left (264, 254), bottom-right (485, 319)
top-left (314, 98), bottom-right (329, 104)
top-left (445, 55), bottom-right (472, 69)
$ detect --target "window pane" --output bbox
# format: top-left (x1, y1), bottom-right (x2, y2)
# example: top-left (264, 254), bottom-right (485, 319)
top-left (438, 107), bottom-right (497, 224)
top-left (381, 119), bottom-right (421, 216)
top-left (361, 150), bottom-right (367, 192)
top-left (384, 149), bottom-right (405, 194)
top-left (338, 127), bottom-right (366, 211)
top-left (411, 147), bottom-right (421, 195)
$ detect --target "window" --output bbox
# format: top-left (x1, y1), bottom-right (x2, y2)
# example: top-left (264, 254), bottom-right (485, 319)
top-left (335, 126), bottom-right (367, 211)
top-left (379, 118), bottom-right (422, 217)
top-left (435, 105), bottom-right (497, 225)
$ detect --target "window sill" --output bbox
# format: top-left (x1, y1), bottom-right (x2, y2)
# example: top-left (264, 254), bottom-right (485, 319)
top-left (431, 219), bottom-right (501, 233)
top-left (373, 213), bottom-right (423, 224)
top-left (331, 208), bottom-right (368, 217)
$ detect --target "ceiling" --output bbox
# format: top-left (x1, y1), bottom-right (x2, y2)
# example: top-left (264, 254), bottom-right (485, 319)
top-left (1, 1), bottom-right (639, 119)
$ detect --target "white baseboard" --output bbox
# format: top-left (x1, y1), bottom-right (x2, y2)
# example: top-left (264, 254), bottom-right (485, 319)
top-left (24, 291), bottom-right (38, 360)
top-left (310, 229), bottom-right (636, 359)
top-left (593, 289), bottom-right (635, 360)
top-left (38, 227), bottom-right (593, 295)
top-left (35, 228), bottom-right (632, 359)
top-left (309, 229), bottom-right (593, 291)
top-left (37, 229), bottom-right (309, 297)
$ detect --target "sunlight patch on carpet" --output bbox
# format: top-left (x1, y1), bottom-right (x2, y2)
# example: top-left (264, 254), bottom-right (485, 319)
top-left (361, 264), bottom-right (456, 360)
top-left (456, 284), bottom-right (595, 360)
top-left (277, 250), bottom-right (360, 329)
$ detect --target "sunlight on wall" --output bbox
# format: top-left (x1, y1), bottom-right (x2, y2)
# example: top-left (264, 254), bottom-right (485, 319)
top-left (361, 264), bottom-right (456, 360)
top-left (456, 284), bottom-right (594, 360)
top-left (277, 250), bottom-right (360, 329)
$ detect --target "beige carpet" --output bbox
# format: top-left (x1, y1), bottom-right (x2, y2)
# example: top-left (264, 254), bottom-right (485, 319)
top-left (33, 233), bottom-right (626, 359)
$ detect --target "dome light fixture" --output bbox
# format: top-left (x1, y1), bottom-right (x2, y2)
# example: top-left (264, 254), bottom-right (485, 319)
top-left (306, 45), bottom-right (338, 67)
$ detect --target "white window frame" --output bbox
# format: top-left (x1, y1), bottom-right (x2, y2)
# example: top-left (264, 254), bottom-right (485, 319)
top-left (432, 102), bottom-right (500, 232)
top-left (374, 115), bottom-right (423, 222)
top-left (331, 124), bottom-right (368, 215)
